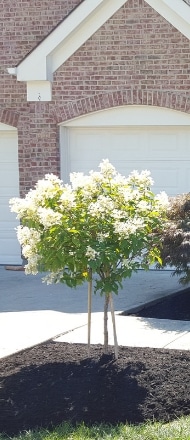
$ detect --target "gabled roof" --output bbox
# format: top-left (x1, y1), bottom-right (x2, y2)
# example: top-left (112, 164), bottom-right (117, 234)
top-left (7, 0), bottom-right (190, 101)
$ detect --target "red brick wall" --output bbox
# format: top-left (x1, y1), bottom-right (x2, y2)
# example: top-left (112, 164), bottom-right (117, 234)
top-left (1, 0), bottom-right (190, 194)
top-left (53, 0), bottom-right (190, 100)
top-left (0, 0), bottom-right (82, 193)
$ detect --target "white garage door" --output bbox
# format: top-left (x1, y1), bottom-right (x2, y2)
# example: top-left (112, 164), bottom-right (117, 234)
top-left (0, 128), bottom-right (21, 264)
top-left (62, 126), bottom-right (190, 196)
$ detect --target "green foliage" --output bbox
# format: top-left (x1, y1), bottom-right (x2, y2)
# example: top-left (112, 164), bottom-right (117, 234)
top-left (10, 160), bottom-right (168, 295)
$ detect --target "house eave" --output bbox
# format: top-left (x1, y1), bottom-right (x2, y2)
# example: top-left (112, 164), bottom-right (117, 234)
top-left (7, 0), bottom-right (190, 102)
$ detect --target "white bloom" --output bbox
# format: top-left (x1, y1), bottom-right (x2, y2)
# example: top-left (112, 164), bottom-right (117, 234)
top-left (59, 186), bottom-right (76, 208)
top-left (38, 207), bottom-right (62, 229)
top-left (127, 169), bottom-right (154, 188)
top-left (10, 197), bottom-right (33, 219)
top-left (36, 173), bottom-right (62, 193)
top-left (70, 172), bottom-right (91, 190)
top-left (42, 271), bottom-right (63, 285)
top-left (89, 170), bottom-right (103, 183)
top-left (17, 226), bottom-right (41, 247)
top-left (155, 191), bottom-right (169, 210)
top-left (99, 159), bottom-right (117, 179)
top-left (25, 255), bottom-right (40, 275)
top-left (27, 174), bottom-right (63, 205)
top-left (16, 226), bottom-right (41, 274)
top-left (111, 209), bottom-right (125, 220)
top-left (44, 173), bottom-right (62, 184)
top-left (97, 232), bottom-right (109, 242)
top-left (85, 246), bottom-right (99, 260)
top-left (88, 195), bottom-right (115, 217)
top-left (10, 174), bottom-right (64, 220)
top-left (137, 200), bottom-right (151, 211)
top-left (118, 187), bottom-right (134, 203)
top-left (114, 218), bottom-right (145, 238)
top-left (113, 174), bottom-right (128, 186)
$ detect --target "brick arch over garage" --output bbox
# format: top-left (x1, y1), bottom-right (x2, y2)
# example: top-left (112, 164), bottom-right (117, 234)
top-left (0, 109), bottom-right (20, 128)
top-left (52, 90), bottom-right (190, 124)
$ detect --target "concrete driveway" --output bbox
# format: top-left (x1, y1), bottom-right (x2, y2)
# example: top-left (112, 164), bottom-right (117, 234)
top-left (0, 266), bottom-right (189, 358)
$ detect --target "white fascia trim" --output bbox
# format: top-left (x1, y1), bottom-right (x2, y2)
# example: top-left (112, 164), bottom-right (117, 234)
top-left (14, 0), bottom-right (190, 83)
top-left (146, 0), bottom-right (190, 40)
top-left (15, 0), bottom-right (128, 82)
top-left (7, 0), bottom-right (190, 101)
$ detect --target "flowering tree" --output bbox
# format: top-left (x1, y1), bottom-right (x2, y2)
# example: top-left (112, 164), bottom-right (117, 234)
top-left (10, 160), bottom-right (168, 358)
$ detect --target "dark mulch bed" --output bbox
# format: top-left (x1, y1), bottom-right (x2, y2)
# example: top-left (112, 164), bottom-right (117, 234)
top-left (0, 289), bottom-right (190, 436)
top-left (127, 287), bottom-right (190, 321)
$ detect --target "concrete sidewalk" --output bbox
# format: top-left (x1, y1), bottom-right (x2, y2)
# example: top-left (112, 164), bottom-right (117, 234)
top-left (0, 266), bottom-right (189, 358)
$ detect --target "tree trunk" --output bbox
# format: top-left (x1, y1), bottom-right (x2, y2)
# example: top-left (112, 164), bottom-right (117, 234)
top-left (87, 269), bottom-right (92, 357)
top-left (104, 293), bottom-right (110, 354)
top-left (109, 293), bottom-right (118, 359)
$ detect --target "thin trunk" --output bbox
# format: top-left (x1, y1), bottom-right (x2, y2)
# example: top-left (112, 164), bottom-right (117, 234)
top-left (109, 293), bottom-right (118, 359)
top-left (87, 269), bottom-right (92, 357)
top-left (104, 293), bottom-right (110, 354)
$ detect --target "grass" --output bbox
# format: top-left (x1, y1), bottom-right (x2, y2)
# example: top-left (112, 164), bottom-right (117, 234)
top-left (1, 417), bottom-right (190, 440)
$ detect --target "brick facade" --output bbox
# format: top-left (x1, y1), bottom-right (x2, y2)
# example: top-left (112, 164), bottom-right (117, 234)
top-left (1, 0), bottom-right (190, 195)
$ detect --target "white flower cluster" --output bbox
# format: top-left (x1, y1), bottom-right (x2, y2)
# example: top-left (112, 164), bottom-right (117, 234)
top-left (59, 186), bottom-right (76, 208)
top-left (35, 173), bottom-right (63, 198)
top-left (25, 255), bottom-right (40, 275)
top-left (99, 158), bottom-right (117, 179)
top-left (10, 197), bottom-right (35, 220)
top-left (88, 195), bottom-right (115, 217)
top-left (38, 207), bottom-right (62, 229)
top-left (17, 225), bottom-right (41, 247)
top-left (97, 232), bottom-right (109, 243)
top-left (42, 271), bottom-right (63, 285)
top-left (9, 159), bottom-right (168, 281)
top-left (154, 191), bottom-right (169, 210)
top-left (16, 225), bottom-right (41, 274)
top-left (114, 218), bottom-right (145, 239)
top-left (136, 200), bottom-right (151, 211)
top-left (85, 246), bottom-right (99, 260)
top-left (70, 173), bottom-right (91, 190)
top-left (127, 169), bottom-right (154, 188)
top-left (10, 174), bottom-right (64, 221)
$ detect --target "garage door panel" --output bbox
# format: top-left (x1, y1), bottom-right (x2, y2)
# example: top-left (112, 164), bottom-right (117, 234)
top-left (147, 133), bottom-right (178, 159)
top-left (63, 126), bottom-right (190, 196)
top-left (70, 130), bottom-right (148, 161)
top-left (0, 131), bottom-right (21, 264)
top-left (0, 171), bottom-right (20, 197)
top-left (0, 199), bottom-right (17, 222)
top-left (0, 235), bottom-right (21, 263)
top-left (0, 133), bottom-right (18, 161)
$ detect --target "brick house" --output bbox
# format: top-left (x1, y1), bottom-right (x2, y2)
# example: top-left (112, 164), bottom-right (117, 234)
top-left (1, 0), bottom-right (190, 264)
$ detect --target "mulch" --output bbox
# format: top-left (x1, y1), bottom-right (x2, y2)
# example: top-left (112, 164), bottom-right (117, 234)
top-left (0, 288), bottom-right (190, 436)
top-left (127, 287), bottom-right (190, 321)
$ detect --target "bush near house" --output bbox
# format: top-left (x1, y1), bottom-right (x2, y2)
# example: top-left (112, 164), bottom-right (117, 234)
top-left (158, 193), bottom-right (190, 284)
top-left (10, 160), bottom-right (168, 356)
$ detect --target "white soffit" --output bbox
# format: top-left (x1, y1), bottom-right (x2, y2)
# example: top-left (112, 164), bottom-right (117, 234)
top-left (61, 106), bottom-right (190, 126)
top-left (7, 0), bottom-right (190, 101)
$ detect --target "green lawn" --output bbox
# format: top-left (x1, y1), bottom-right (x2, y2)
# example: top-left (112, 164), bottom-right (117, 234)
top-left (1, 417), bottom-right (190, 440)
